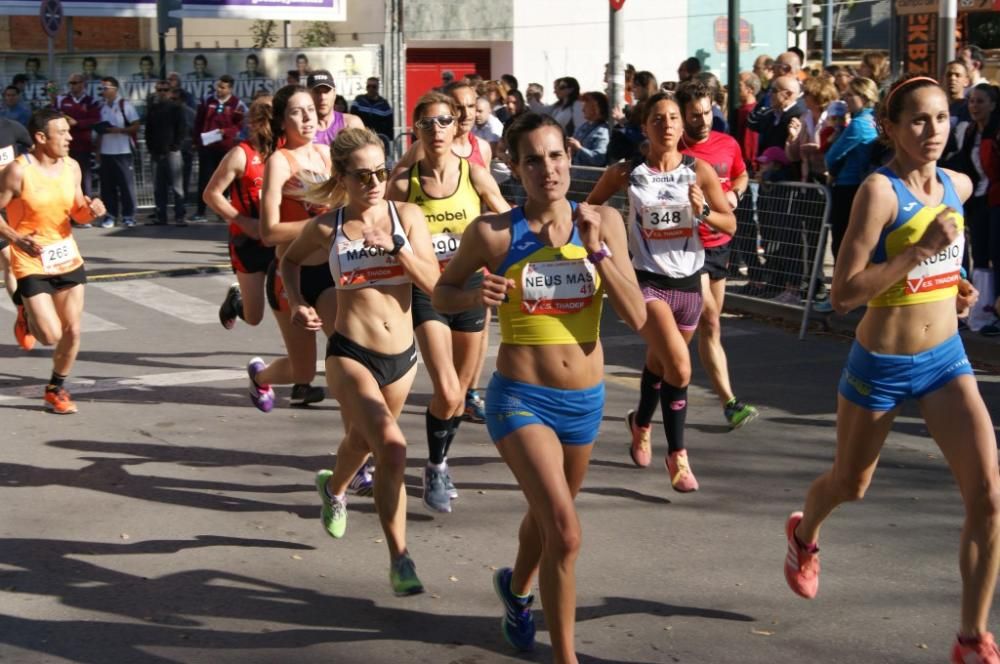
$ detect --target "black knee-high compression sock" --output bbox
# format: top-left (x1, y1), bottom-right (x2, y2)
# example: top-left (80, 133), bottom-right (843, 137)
top-left (47, 372), bottom-right (66, 392)
top-left (634, 366), bottom-right (662, 428)
top-left (659, 382), bottom-right (688, 454)
top-left (426, 409), bottom-right (451, 465)
top-left (442, 416), bottom-right (462, 460)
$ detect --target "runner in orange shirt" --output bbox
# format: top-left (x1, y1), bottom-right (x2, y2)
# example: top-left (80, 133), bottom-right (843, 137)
top-left (0, 108), bottom-right (105, 413)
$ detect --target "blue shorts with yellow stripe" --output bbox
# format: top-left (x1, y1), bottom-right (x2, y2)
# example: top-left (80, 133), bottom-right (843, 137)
top-left (485, 372), bottom-right (605, 446)
top-left (838, 334), bottom-right (973, 412)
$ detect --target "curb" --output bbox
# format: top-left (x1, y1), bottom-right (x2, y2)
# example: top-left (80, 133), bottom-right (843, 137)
top-left (85, 263), bottom-right (231, 283)
top-left (724, 293), bottom-right (999, 370)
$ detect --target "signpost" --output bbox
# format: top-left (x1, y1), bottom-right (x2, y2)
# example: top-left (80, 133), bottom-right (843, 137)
top-left (40, 0), bottom-right (62, 82)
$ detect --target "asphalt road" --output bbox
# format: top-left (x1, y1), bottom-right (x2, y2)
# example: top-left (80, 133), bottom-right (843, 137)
top-left (0, 262), bottom-right (998, 664)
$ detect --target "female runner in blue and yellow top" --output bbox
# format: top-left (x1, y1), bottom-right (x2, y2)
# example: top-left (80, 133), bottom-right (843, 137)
top-left (783, 75), bottom-right (1000, 664)
top-left (434, 113), bottom-right (645, 663)
top-left (386, 92), bottom-right (509, 515)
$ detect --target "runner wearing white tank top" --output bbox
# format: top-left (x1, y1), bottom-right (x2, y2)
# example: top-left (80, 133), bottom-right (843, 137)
top-left (587, 93), bottom-right (735, 493)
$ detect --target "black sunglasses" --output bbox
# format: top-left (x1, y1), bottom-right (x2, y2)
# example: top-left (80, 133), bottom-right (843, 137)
top-left (414, 114), bottom-right (455, 131)
top-left (347, 167), bottom-right (389, 186)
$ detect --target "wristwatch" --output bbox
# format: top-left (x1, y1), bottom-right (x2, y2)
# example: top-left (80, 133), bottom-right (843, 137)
top-left (587, 242), bottom-right (613, 265)
top-left (387, 234), bottom-right (406, 257)
top-left (696, 202), bottom-right (711, 223)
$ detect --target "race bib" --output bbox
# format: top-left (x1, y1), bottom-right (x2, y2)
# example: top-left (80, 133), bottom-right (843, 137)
top-left (40, 237), bottom-right (80, 274)
top-left (520, 259), bottom-right (596, 315)
top-left (431, 232), bottom-right (460, 269)
top-left (904, 235), bottom-right (964, 296)
top-left (640, 203), bottom-right (693, 240)
top-left (0, 145), bottom-right (14, 167)
top-left (336, 238), bottom-right (406, 288)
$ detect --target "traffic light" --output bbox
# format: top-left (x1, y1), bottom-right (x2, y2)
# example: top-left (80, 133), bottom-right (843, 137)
top-left (803, 0), bottom-right (823, 31)
top-left (157, 0), bottom-right (182, 34)
top-left (788, 0), bottom-right (805, 33)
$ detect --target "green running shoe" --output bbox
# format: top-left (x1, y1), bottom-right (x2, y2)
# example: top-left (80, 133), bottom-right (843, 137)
top-left (724, 399), bottom-right (759, 430)
top-left (390, 553), bottom-right (425, 596)
top-left (315, 469), bottom-right (347, 539)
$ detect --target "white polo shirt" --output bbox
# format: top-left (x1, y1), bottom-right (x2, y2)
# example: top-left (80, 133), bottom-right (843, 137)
top-left (99, 96), bottom-right (139, 155)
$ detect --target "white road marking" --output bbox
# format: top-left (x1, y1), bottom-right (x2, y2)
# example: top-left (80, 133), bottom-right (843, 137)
top-left (91, 280), bottom-right (220, 325)
top-left (0, 294), bottom-right (124, 332)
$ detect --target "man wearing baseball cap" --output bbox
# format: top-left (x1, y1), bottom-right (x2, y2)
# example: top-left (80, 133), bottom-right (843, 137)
top-left (307, 70), bottom-right (362, 146)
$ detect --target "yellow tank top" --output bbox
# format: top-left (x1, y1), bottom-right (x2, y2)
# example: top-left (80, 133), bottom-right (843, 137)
top-left (407, 157), bottom-right (481, 270)
top-left (6, 155), bottom-right (83, 280)
top-left (496, 204), bottom-right (604, 345)
top-left (868, 167), bottom-right (965, 308)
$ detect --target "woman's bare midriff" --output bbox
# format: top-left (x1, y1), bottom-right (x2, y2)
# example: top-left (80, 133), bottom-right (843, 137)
top-left (855, 298), bottom-right (958, 355)
top-left (334, 283), bottom-right (414, 355)
top-left (496, 342), bottom-right (604, 390)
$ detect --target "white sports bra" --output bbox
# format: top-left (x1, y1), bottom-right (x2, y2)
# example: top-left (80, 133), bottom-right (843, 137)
top-left (328, 201), bottom-right (414, 290)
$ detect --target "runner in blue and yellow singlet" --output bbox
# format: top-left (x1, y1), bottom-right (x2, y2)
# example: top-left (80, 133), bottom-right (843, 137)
top-left (782, 75), bottom-right (1000, 664)
top-left (434, 112), bottom-right (645, 663)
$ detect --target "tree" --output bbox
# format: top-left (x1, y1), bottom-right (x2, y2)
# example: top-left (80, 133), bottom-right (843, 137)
top-left (251, 20), bottom-right (278, 49)
top-left (298, 22), bottom-right (337, 47)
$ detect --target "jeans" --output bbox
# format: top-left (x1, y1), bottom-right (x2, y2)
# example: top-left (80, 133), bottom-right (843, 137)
top-left (181, 147), bottom-right (193, 203)
top-left (196, 148), bottom-right (225, 215)
top-left (152, 151), bottom-right (185, 223)
top-left (99, 152), bottom-right (137, 220)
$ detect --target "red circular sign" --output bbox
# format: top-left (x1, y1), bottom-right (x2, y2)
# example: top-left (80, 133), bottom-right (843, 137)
top-left (610, 0), bottom-right (626, 9)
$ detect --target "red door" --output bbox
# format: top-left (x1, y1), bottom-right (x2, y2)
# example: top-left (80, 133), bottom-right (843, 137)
top-left (405, 48), bottom-right (491, 128)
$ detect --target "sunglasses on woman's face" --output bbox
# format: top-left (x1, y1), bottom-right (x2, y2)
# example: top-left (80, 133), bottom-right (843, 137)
top-left (348, 167), bottom-right (389, 186)
top-left (414, 114), bottom-right (455, 131)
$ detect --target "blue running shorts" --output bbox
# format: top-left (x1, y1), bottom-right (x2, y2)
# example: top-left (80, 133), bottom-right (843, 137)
top-left (485, 372), bottom-right (605, 446)
top-left (838, 334), bottom-right (974, 412)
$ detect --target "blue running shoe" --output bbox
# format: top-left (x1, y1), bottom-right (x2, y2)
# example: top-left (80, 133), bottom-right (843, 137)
top-left (348, 459), bottom-right (374, 497)
top-left (463, 389), bottom-right (486, 423)
top-left (493, 567), bottom-right (535, 651)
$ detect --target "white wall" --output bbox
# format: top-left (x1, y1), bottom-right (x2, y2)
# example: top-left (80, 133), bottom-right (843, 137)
top-left (511, 0), bottom-right (687, 104)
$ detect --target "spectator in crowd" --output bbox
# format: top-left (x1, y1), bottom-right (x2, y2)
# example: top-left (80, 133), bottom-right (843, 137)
top-left (677, 56), bottom-right (702, 83)
top-left (502, 89), bottom-right (527, 129)
top-left (951, 83), bottom-right (1000, 334)
top-left (501, 73), bottom-right (519, 92)
top-left (81, 56), bottom-right (101, 82)
top-left (830, 65), bottom-right (855, 96)
top-left (548, 76), bottom-right (584, 135)
top-left (824, 76), bottom-right (879, 260)
top-left (171, 85), bottom-right (196, 208)
top-left (167, 71), bottom-right (196, 109)
top-left (144, 80), bottom-right (187, 226)
top-left (472, 96), bottom-right (504, 145)
top-left (436, 70), bottom-right (455, 93)
top-left (857, 51), bottom-right (890, 91)
top-left (735, 71), bottom-right (760, 170)
top-left (238, 54), bottom-right (266, 80)
top-left (960, 44), bottom-right (988, 88)
top-left (1, 87), bottom-right (31, 127)
top-left (185, 54), bottom-right (212, 82)
top-left (23, 57), bottom-right (47, 82)
top-left (786, 47), bottom-right (805, 71)
top-left (785, 76), bottom-right (839, 183)
top-left (771, 51), bottom-right (801, 81)
top-left (53, 73), bottom-right (100, 206)
top-left (569, 91), bottom-right (609, 167)
top-left (945, 60), bottom-right (972, 126)
top-left (96, 76), bottom-right (140, 228)
top-left (132, 56), bottom-right (156, 82)
top-left (350, 77), bottom-right (393, 138)
top-left (333, 95), bottom-right (348, 114)
top-left (753, 55), bottom-right (774, 96)
top-left (747, 74), bottom-right (804, 156)
top-left (608, 70), bottom-right (657, 163)
top-left (294, 53), bottom-right (311, 83)
top-left (485, 78), bottom-right (511, 124)
top-left (525, 82), bottom-right (546, 113)
top-left (285, 70), bottom-right (300, 86)
top-left (192, 74), bottom-right (246, 222)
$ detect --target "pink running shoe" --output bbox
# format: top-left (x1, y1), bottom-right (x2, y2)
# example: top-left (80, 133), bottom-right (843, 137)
top-left (784, 511), bottom-right (819, 599)
top-left (952, 632), bottom-right (1000, 664)
top-left (626, 409), bottom-right (652, 468)
top-left (665, 450), bottom-right (698, 492)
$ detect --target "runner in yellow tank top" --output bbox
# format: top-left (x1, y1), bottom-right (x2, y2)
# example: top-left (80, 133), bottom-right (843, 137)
top-left (387, 91), bottom-right (508, 514)
top-left (0, 109), bottom-right (105, 414)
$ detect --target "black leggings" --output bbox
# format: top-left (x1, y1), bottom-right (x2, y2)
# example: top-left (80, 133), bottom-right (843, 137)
top-left (830, 184), bottom-right (859, 263)
top-left (967, 196), bottom-right (1000, 293)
